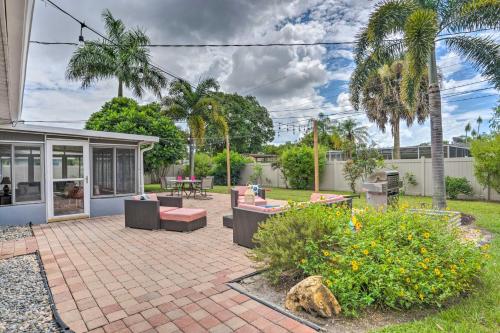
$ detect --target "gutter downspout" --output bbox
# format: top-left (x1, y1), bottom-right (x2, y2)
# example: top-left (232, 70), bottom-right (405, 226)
top-left (139, 142), bottom-right (155, 194)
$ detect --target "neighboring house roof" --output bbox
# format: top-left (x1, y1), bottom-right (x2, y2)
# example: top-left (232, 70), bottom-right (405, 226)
top-left (0, 123), bottom-right (159, 143)
top-left (0, 0), bottom-right (34, 122)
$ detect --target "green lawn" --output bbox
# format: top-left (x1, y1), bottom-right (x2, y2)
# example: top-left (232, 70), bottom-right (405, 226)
top-left (145, 183), bottom-right (500, 332)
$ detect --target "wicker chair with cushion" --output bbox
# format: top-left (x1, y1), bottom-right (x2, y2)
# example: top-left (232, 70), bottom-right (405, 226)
top-left (124, 194), bottom-right (182, 230)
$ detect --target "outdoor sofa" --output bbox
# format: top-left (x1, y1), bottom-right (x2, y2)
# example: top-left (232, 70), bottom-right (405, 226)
top-left (232, 192), bottom-right (353, 248)
top-left (223, 187), bottom-right (267, 228)
top-left (124, 194), bottom-right (207, 232)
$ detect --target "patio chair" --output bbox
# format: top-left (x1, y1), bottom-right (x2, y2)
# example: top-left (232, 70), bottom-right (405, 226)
top-left (124, 194), bottom-right (182, 230)
top-left (193, 177), bottom-right (213, 198)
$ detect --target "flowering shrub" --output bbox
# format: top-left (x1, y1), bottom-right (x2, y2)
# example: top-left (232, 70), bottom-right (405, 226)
top-left (251, 204), bottom-right (487, 315)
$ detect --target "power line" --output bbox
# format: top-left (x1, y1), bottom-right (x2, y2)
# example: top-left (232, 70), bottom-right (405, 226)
top-left (446, 93), bottom-right (498, 103)
top-left (441, 86), bottom-right (494, 98)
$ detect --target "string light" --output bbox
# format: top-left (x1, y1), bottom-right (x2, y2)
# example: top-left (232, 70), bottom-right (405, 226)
top-left (78, 22), bottom-right (85, 45)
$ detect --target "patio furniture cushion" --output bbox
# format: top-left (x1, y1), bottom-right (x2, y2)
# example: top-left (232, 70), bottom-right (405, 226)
top-left (160, 208), bottom-right (207, 222)
top-left (310, 193), bottom-right (344, 203)
top-left (132, 193), bottom-right (158, 201)
top-left (235, 186), bottom-right (248, 196)
top-left (238, 195), bottom-right (267, 206)
top-left (159, 206), bottom-right (178, 214)
top-left (238, 203), bottom-right (286, 213)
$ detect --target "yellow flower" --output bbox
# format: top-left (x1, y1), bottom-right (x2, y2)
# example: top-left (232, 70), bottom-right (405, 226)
top-left (351, 260), bottom-right (359, 271)
top-left (419, 293), bottom-right (424, 301)
top-left (424, 257), bottom-right (430, 263)
top-left (434, 268), bottom-right (442, 277)
top-left (336, 210), bottom-right (341, 217)
top-left (300, 259), bottom-right (307, 264)
top-left (399, 268), bottom-right (405, 274)
top-left (406, 277), bottom-right (411, 283)
top-left (362, 249), bottom-right (369, 256)
top-left (323, 250), bottom-right (330, 257)
top-left (420, 247), bottom-right (427, 255)
top-left (370, 240), bottom-right (376, 247)
top-left (399, 291), bottom-right (405, 297)
top-left (423, 232), bottom-right (430, 239)
top-left (418, 262), bottom-right (428, 270)
top-left (407, 234), bottom-right (413, 241)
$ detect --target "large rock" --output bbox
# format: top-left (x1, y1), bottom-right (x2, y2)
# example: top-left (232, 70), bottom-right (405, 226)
top-left (284, 275), bottom-right (341, 317)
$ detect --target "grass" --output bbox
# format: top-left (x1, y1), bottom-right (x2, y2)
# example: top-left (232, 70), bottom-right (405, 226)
top-left (145, 183), bottom-right (500, 332)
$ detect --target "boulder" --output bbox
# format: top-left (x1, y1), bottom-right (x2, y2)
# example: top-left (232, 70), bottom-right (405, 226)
top-left (284, 275), bottom-right (341, 318)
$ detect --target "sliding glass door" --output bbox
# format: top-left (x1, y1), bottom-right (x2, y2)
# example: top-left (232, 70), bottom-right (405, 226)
top-left (46, 140), bottom-right (90, 220)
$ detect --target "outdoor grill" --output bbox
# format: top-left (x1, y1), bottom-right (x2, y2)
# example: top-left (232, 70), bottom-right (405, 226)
top-left (362, 168), bottom-right (400, 209)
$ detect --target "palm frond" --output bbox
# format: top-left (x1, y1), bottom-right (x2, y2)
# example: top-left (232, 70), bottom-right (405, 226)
top-left (401, 8), bottom-right (438, 107)
top-left (187, 115), bottom-right (206, 144)
top-left (445, 0), bottom-right (500, 33)
top-left (102, 9), bottom-right (125, 43)
top-left (66, 43), bottom-right (115, 88)
top-left (366, 0), bottom-right (416, 43)
top-left (445, 35), bottom-right (500, 88)
top-left (195, 78), bottom-right (219, 96)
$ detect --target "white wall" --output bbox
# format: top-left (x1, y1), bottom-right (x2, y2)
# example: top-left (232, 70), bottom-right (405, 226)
top-left (238, 157), bottom-right (500, 201)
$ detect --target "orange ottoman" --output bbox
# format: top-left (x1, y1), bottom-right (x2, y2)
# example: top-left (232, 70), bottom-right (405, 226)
top-left (160, 208), bottom-right (207, 232)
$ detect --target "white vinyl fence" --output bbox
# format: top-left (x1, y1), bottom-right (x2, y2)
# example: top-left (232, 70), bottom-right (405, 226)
top-left (239, 157), bottom-right (500, 201)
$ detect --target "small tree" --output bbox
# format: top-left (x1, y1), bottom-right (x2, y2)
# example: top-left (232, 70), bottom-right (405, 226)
top-left (183, 152), bottom-right (213, 178)
top-left (470, 135), bottom-right (500, 195)
top-left (211, 150), bottom-right (251, 185)
top-left (280, 146), bottom-right (326, 189)
top-left (248, 162), bottom-right (264, 185)
top-left (86, 98), bottom-right (185, 180)
top-left (343, 145), bottom-right (383, 193)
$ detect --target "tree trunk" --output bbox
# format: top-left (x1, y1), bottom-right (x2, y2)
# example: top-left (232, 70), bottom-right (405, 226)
top-left (118, 79), bottom-right (123, 97)
top-left (189, 137), bottom-right (195, 178)
top-left (393, 115), bottom-right (401, 160)
top-left (428, 48), bottom-right (446, 209)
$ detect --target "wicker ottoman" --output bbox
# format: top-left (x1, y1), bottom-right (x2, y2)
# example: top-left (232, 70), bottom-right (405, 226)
top-left (222, 214), bottom-right (233, 228)
top-left (160, 208), bottom-right (207, 232)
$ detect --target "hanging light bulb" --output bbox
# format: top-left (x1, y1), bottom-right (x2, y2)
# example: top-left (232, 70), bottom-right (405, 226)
top-left (78, 22), bottom-right (86, 46)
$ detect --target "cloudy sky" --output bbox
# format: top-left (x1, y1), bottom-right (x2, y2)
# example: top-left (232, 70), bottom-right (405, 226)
top-left (23, 0), bottom-right (499, 147)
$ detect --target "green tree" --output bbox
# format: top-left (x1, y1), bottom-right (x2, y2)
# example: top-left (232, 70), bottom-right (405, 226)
top-left (280, 145), bottom-right (327, 189)
top-left (337, 118), bottom-right (369, 159)
top-left (477, 115), bottom-right (483, 137)
top-left (343, 145), bottom-right (383, 193)
top-left (162, 78), bottom-right (228, 177)
top-left (470, 134), bottom-right (500, 195)
top-left (351, 0), bottom-right (500, 208)
top-left (66, 10), bottom-right (166, 98)
top-left (490, 102), bottom-right (500, 133)
top-left (211, 150), bottom-right (251, 185)
top-left (465, 122), bottom-right (472, 143)
top-left (85, 97), bottom-right (185, 180)
top-left (299, 113), bottom-right (337, 148)
top-left (183, 152), bottom-right (213, 178)
top-left (204, 93), bottom-right (274, 154)
top-left (355, 60), bottom-right (429, 159)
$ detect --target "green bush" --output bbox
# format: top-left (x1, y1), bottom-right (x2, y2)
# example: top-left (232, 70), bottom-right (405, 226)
top-left (251, 204), bottom-right (486, 316)
top-left (470, 134), bottom-right (500, 192)
top-left (280, 145), bottom-right (326, 189)
top-left (183, 153), bottom-right (213, 178)
top-left (211, 150), bottom-right (252, 185)
top-left (445, 176), bottom-right (473, 199)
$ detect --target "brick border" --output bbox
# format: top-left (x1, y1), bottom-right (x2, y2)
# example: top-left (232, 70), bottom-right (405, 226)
top-left (35, 249), bottom-right (75, 333)
top-left (227, 271), bottom-right (321, 331)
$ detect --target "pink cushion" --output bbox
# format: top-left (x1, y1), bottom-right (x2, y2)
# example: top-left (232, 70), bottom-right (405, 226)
top-left (238, 203), bottom-right (286, 213)
top-left (238, 196), bottom-right (267, 206)
top-left (310, 193), bottom-right (344, 203)
top-left (159, 206), bottom-right (178, 213)
top-left (160, 208), bottom-right (207, 222)
top-left (235, 186), bottom-right (248, 196)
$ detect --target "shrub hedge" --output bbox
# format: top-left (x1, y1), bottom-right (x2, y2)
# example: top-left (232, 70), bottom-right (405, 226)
top-left (251, 204), bottom-right (486, 315)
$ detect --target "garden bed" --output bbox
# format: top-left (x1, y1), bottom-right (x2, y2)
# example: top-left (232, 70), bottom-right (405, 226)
top-left (0, 254), bottom-right (62, 332)
top-left (233, 272), bottom-right (443, 333)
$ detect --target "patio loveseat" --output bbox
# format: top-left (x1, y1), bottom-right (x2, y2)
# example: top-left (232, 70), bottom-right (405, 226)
top-left (232, 193), bottom-right (353, 248)
top-left (223, 187), bottom-right (267, 228)
top-left (124, 194), bottom-right (207, 232)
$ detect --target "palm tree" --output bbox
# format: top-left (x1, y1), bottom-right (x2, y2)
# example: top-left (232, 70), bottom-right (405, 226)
top-left (465, 122), bottom-right (472, 143)
top-left (477, 116), bottom-right (483, 137)
top-left (351, 0), bottom-right (499, 209)
top-left (471, 129), bottom-right (478, 138)
top-left (337, 118), bottom-right (369, 158)
top-left (356, 60), bottom-right (429, 159)
top-left (162, 78), bottom-right (227, 177)
top-left (66, 9), bottom-right (167, 98)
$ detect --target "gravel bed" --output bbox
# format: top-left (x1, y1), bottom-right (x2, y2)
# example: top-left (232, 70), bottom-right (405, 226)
top-left (0, 254), bottom-right (62, 333)
top-left (0, 225), bottom-right (32, 242)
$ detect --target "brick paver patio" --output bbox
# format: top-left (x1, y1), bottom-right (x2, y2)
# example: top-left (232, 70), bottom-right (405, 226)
top-left (32, 193), bottom-right (315, 333)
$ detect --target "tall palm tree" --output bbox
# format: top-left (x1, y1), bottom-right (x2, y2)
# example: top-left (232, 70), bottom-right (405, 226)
top-left (66, 9), bottom-right (167, 98)
top-left (351, 0), bottom-right (500, 209)
top-left (162, 78), bottom-right (227, 177)
top-left (471, 129), bottom-right (478, 138)
top-left (357, 60), bottom-right (429, 159)
top-left (477, 116), bottom-right (483, 136)
top-left (465, 122), bottom-right (472, 143)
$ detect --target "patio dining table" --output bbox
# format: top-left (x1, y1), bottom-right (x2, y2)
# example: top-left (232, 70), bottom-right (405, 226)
top-left (173, 179), bottom-right (201, 198)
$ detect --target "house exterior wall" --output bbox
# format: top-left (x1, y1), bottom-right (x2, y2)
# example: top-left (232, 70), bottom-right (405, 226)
top-left (0, 129), bottom-right (147, 225)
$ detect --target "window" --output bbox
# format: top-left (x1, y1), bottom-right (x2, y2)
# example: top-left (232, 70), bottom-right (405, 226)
top-left (116, 149), bottom-right (136, 194)
top-left (91, 146), bottom-right (136, 196)
top-left (14, 146), bottom-right (42, 202)
top-left (0, 145), bottom-right (12, 204)
top-left (92, 148), bottom-right (114, 195)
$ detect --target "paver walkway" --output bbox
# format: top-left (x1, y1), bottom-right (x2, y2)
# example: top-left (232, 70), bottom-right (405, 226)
top-left (33, 193), bottom-right (315, 333)
top-left (0, 236), bottom-right (38, 259)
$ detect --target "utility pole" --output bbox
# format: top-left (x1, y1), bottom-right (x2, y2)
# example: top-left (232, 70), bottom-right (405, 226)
top-left (225, 134), bottom-right (231, 193)
top-left (313, 119), bottom-right (319, 192)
